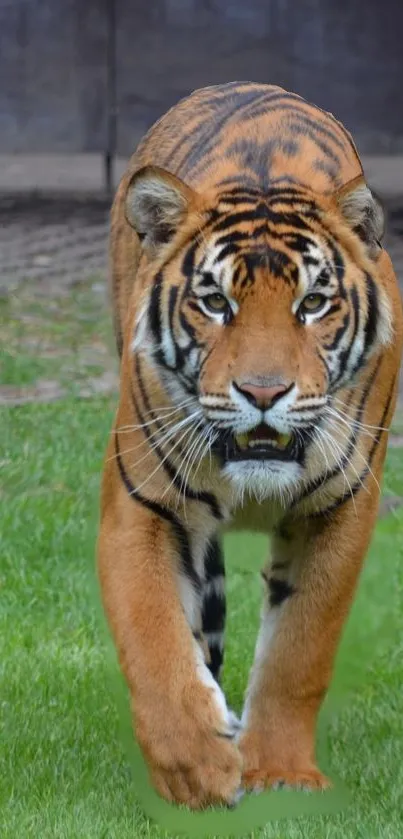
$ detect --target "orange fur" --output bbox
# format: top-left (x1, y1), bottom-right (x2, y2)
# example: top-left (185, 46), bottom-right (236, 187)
top-left (98, 83), bottom-right (402, 807)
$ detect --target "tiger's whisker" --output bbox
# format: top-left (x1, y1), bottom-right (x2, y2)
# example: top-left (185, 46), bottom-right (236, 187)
top-left (128, 420), bottom-right (202, 496)
top-left (324, 416), bottom-right (380, 492)
top-left (317, 426), bottom-right (370, 497)
top-left (109, 412), bottom-right (202, 464)
top-left (314, 427), bottom-right (359, 516)
top-left (159, 420), bottom-right (205, 506)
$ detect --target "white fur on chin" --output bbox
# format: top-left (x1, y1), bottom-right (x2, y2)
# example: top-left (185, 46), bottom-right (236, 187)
top-left (223, 459), bottom-right (302, 506)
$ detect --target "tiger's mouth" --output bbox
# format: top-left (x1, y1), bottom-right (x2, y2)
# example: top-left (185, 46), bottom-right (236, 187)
top-left (215, 423), bottom-right (302, 463)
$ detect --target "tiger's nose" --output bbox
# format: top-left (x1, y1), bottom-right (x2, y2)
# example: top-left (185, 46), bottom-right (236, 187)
top-left (233, 380), bottom-right (293, 410)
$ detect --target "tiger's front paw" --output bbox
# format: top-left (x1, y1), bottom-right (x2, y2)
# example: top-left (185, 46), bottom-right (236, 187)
top-left (239, 730), bottom-right (330, 794)
top-left (136, 684), bottom-right (242, 808)
top-left (242, 766), bottom-right (331, 792)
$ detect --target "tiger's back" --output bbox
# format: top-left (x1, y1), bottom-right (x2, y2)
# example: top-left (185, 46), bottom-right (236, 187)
top-left (111, 82), bottom-right (364, 352)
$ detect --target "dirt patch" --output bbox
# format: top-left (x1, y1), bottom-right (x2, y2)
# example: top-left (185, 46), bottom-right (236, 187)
top-left (0, 371), bottom-right (119, 406)
top-left (0, 193), bottom-right (110, 295)
top-left (1, 275), bottom-right (118, 403)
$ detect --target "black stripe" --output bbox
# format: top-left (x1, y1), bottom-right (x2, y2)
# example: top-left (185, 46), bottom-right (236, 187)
top-left (215, 229), bottom-right (261, 248)
top-left (215, 225), bottom-right (304, 252)
top-left (315, 348), bottom-right (331, 380)
top-left (286, 120), bottom-right (341, 167)
top-left (167, 284), bottom-right (187, 372)
top-left (178, 308), bottom-right (197, 342)
top-left (204, 538), bottom-right (225, 581)
top-left (224, 137), bottom-right (296, 183)
top-left (168, 285), bottom-right (178, 335)
top-left (316, 300), bottom-right (343, 322)
top-left (202, 592), bottom-right (226, 633)
top-left (363, 273), bottom-right (379, 359)
top-left (217, 174), bottom-right (305, 190)
top-left (329, 287), bottom-right (360, 387)
top-left (243, 247), bottom-right (298, 283)
top-left (115, 433), bottom-right (201, 591)
top-left (228, 91), bottom-right (312, 123)
top-left (187, 299), bottom-right (210, 318)
top-left (197, 272), bottom-right (217, 289)
top-left (214, 242), bottom-right (240, 262)
top-left (148, 271), bottom-right (164, 363)
top-left (323, 311), bottom-right (350, 352)
top-left (286, 109), bottom-right (348, 152)
top-left (218, 194), bottom-right (264, 207)
top-left (312, 158), bottom-right (340, 185)
top-left (268, 174), bottom-right (307, 189)
top-left (328, 242), bottom-right (346, 293)
top-left (283, 232), bottom-right (317, 253)
top-left (246, 102), bottom-right (351, 154)
top-left (203, 539), bottom-right (226, 680)
top-left (182, 240), bottom-right (198, 280)
top-left (212, 207), bottom-right (313, 234)
top-left (164, 105), bottom-right (212, 168)
top-left (264, 196), bottom-right (318, 211)
top-left (268, 578), bottom-right (295, 607)
top-left (219, 185), bottom-right (263, 198)
top-left (148, 271), bottom-right (163, 340)
top-left (208, 644), bottom-right (224, 681)
top-left (225, 87), bottom-right (286, 125)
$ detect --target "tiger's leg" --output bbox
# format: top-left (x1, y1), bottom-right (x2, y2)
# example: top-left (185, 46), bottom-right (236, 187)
top-left (239, 487), bottom-right (380, 791)
top-left (98, 492), bottom-right (241, 808)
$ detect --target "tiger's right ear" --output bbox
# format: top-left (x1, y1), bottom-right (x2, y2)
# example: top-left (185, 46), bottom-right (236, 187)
top-left (125, 165), bottom-right (197, 252)
top-left (337, 176), bottom-right (384, 259)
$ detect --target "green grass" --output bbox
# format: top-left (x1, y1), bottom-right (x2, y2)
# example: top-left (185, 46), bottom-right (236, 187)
top-left (0, 279), bottom-right (116, 391)
top-left (1, 298), bottom-right (403, 837)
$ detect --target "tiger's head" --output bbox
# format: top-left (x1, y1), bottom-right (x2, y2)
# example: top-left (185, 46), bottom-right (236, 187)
top-left (125, 165), bottom-right (392, 502)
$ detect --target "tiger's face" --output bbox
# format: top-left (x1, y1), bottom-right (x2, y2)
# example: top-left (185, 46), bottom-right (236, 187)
top-left (126, 168), bottom-right (391, 501)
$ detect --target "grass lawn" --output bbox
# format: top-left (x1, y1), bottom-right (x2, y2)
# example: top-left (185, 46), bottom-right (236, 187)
top-left (1, 282), bottom-right (403, 837)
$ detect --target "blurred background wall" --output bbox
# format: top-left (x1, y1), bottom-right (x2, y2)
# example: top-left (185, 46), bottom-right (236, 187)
top-left (1, 0), bottom-right (403, 160)
top-left (1, 0), bottom-right (403, 299)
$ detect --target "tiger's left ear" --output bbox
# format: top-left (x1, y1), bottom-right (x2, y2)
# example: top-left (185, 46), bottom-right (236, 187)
top-left (337, 176), bottom-right (384, 259)
top-left (125, 165), bottom-right (198, 253)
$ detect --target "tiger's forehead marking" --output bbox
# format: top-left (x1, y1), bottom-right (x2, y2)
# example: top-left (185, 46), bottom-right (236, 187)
top-left (194, 233), bottom-right (331, 300)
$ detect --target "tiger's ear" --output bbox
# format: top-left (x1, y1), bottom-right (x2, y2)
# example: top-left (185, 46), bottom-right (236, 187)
top-left (125, 165), bottom-right (196, 252)
top-left (337, 177), bottom-right (384, 259)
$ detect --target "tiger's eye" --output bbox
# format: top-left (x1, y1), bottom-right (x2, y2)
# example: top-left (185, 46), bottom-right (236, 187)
top-left (300, 293), bottom-right (326, 313)
top-left (203, 293), bottom-right (229, 313)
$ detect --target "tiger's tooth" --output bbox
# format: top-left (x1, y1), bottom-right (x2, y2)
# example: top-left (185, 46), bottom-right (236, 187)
top-left (277, 433), bottom-right (292, 447)
top-left (235, 433), bottom-right (249, 449)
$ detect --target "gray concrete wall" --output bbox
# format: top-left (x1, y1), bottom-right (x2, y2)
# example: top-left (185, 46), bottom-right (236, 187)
top-left (1, 0), bottom-right (402, 156)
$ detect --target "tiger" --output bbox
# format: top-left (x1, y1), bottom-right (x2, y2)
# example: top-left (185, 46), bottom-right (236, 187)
top-left (98, 81), bottom-right (403, 809)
